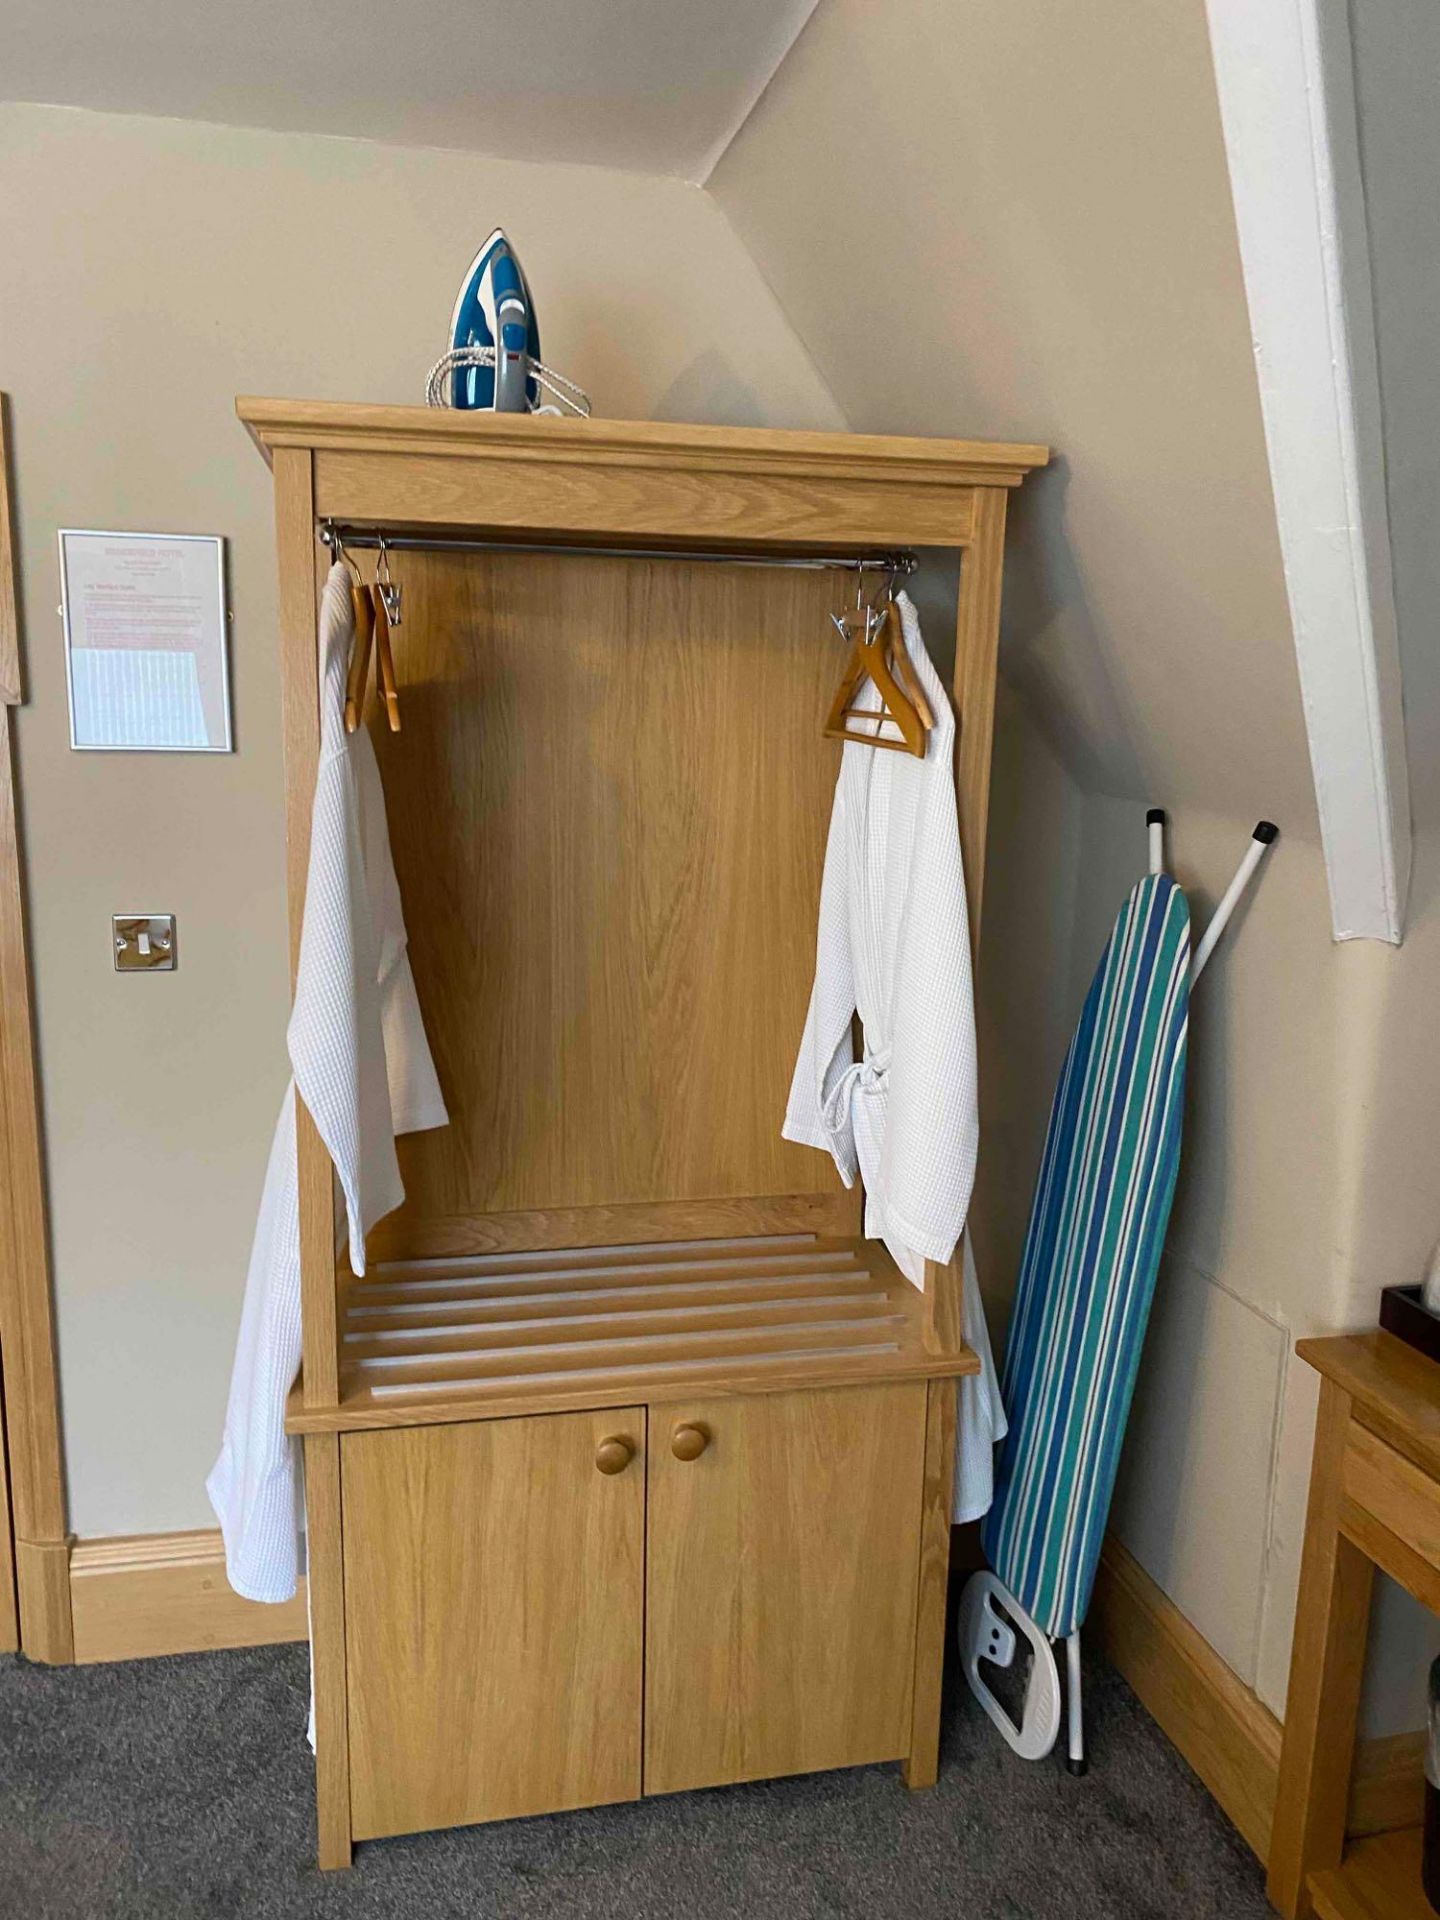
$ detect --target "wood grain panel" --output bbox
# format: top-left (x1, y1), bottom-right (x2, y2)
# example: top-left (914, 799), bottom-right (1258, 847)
top-left (240, 396), bottom-right (1050, 490)
top-left (1298, 1333), bottom-right (1440, 1483)
top-left (1309, 1828), bottom-right (1427, 1920)
top-left (902, 1377), bottom-right (959, 1789)
top-left (0, 396), bottom-right (19, 703)
top-left (1345, 1421), bottom-right (1440, 1580)
top-left (644, 1381), bottom-right (926, 1794)
top-left (314, 451), bottom-right (977, 549)
top-left (270, 447), bottom-right (339, 1409)
top-left (366, 1190), bottom-right (859, 1261)
top-left (1270, 1380), bottom-right (1375, 1918)
top-left (304, 1433), bottom-right (351, 1869)
top-left (343, 1407), bottom-right (644, 1839)
top-left (0, 704), bottom-right (71, 1661)
top-left (1091, 1534), bottom-right (1282, 1861)
top-left (69, 1529), bottom-right (308, 1663)
top-left (0, 1369), bottom-right (17, 1652)
top-left (376, 551), bottom-right (848, 1233)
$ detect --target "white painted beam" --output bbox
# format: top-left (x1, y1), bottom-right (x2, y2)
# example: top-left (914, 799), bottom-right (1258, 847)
top-left (1205, 0), bottom-right (1410, 942)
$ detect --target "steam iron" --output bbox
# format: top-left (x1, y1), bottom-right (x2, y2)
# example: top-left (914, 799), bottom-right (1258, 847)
top-left (446, 229), bottom-right (541, 412)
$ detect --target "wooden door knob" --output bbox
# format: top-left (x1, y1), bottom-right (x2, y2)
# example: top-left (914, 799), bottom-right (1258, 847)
top-left (671, 1422), bottom-right (710, 1461)
top-left (594, 1436), bottom-right (635, 1476)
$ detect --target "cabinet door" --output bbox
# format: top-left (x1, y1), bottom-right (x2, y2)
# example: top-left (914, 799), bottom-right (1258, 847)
top-left (645, 1381), bottom-right (927, 1795)
top-left (343, 1408), bottom-right (644, 1841)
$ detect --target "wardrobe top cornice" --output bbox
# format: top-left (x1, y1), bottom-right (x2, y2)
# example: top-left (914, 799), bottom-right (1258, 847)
top-left (236, 397), bottom-right (1050, 490)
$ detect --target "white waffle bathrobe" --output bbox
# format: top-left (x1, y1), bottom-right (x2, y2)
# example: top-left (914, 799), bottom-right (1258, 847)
top-left (783, 591), bottom-right (1005, 1522)
top-left (207, 565), bottom-right (447, 1602)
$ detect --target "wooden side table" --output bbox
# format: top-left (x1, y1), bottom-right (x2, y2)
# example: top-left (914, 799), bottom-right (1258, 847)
top-left (1269, 1331), bottom-right (1440, 1920)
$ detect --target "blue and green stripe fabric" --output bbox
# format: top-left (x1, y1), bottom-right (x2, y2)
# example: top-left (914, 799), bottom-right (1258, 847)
top-left (981, 873), bottom-right (1190, 1640)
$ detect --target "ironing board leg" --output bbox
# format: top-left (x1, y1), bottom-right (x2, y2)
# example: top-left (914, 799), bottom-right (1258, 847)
top-left (1065, 1631), bottom-right (1087, 1776)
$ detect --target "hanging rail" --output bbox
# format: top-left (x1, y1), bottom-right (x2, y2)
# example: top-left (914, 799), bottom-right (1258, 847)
top-left (319, 521), bottom-right (918, 577)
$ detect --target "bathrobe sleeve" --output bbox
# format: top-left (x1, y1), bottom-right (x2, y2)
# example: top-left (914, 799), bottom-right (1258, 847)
top-left (783, 782), bottom-right (860, 1185)
top-left (873, 668), bottom-right (979, 1269)
top-left (286, 568), bottom-right (447, 1277)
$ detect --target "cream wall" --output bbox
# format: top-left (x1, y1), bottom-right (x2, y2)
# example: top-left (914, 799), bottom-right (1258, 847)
top-left (709, 0), bottom-right (1440, 1740)
top-left (0, 101), bottom-right (843, 1537)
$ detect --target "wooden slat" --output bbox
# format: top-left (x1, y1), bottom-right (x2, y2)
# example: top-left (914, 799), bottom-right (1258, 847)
top-left (351, 1313), bottom-right (906, 1381)
top-left (367, 1231), bottom-right (822, 1276)
top-left (366, 1193), bottom-right (860, 1261)
top-left (347, 1296), bottom-right (902, 1364)
top-left (349, 1274), bottom-right (879, 1320)
top-left (352, 1246), bottom-right (866, 1298)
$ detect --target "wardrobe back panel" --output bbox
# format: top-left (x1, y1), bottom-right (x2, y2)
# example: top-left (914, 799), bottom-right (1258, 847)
top-left (374, 550), bottom-right (850, 1242)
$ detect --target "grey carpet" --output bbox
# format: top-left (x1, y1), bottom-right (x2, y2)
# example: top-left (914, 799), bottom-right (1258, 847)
top-left (0, 1642), bottom-right (1270, 1920)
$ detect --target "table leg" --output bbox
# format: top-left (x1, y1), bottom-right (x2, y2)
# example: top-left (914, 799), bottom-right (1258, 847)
top-left (1267, 1380), bottom-right (1374, 1918)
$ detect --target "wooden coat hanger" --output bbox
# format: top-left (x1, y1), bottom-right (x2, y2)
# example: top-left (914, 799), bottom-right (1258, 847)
top-left (823, 597), bottom-right (928, 757)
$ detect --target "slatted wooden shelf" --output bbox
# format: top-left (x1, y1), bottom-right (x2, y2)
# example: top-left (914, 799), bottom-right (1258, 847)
top-left (1310, 1828), bottom-right (1429, 1920)
top-left (285, 1233), bottom-right (976, 1433)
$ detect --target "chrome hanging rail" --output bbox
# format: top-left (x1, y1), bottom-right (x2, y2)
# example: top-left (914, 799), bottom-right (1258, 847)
top-left (318, 521), bottom-right (918, 578)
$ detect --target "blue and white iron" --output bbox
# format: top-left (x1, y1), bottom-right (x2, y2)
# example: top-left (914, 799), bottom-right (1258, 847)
top-left (447, 229), bottom-right (540, 412)
top-left (426, 231), bottom-right (590, 417)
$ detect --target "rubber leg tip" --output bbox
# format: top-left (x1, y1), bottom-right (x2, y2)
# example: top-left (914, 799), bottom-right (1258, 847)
top-left (1066, 1756), bottom-right (1088, 1777)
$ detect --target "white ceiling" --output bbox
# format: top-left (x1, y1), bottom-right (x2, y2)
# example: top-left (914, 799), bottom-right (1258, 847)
top-left (5, 0), bottom-right (818, 180)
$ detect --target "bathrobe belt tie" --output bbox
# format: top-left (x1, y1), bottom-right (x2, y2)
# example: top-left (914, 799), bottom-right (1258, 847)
top-left (822, 1044), bottom-right (892, 1149)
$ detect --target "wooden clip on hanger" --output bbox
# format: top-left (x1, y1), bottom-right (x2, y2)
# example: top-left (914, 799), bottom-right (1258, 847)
top-left (823, 596), bottom-right (928, 757)
top-left (373, 584), bottom-right (400, 732)
top-left (372, 538), bottom-right (400, 732)
top-left (343, 579), bottom-right (374, 734)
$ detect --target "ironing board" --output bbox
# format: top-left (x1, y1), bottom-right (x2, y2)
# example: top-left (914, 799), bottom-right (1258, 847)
top-left (981, 871), bottom-right (1191, 1640)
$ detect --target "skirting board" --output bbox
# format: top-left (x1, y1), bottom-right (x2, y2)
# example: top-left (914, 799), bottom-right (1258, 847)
top-left (69, 1530), bottom-right (307, 1665)
top-left (53, 1516), bottom-right (1430, 1859)
top-left (1090, 1535), bottom-right (1424, 1862)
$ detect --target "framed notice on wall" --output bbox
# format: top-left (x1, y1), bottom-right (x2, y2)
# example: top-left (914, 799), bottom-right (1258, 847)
top-left (59, 529), bottom-right (232, 752)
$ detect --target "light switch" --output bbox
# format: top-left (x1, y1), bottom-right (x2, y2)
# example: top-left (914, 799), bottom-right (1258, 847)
top-left (113, 915), bottom-right (176, 972)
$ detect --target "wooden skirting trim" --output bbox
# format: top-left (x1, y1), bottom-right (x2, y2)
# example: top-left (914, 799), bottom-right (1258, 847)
top-left (14, 1535), bottom-right (73, 1664)
top-left (1090, 1535), bottom-right (1424, 1863)
top-left (69, 1529), bottom-right (308, 1665)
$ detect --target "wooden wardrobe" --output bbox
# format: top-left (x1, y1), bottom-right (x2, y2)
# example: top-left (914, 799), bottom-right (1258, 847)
top-left (240, 398), bottom-right (1047, 1867)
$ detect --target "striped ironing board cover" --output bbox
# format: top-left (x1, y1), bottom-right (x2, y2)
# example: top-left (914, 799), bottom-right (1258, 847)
top-left (982, 872), bottom-right (1190, 1640)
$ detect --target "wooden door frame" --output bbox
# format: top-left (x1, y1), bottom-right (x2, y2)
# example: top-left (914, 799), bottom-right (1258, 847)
top-left (0, 394), bottom-right (73, 1661)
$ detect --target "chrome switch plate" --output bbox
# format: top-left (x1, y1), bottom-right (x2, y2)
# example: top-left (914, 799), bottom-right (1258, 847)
top-left (113, 915), bottom-right (176, 972)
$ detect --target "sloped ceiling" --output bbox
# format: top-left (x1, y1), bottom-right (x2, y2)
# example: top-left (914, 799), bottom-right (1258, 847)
top-left (5, 0), bottom-right (818, 179)
top-left (710, 0), bottom-right (1318, 823)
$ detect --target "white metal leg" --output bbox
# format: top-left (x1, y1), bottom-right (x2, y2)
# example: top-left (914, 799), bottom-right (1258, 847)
top-left (1065, 1629), bottom-right (1086, 1776)
top-left (1147, 807), bottom-right (1165, 875)
top-left (1192, 821), bottom-right (1277, 983)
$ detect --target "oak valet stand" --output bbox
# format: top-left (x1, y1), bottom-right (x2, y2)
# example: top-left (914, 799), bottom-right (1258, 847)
top-left (239, 399), bottom-right (1048, 1869)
